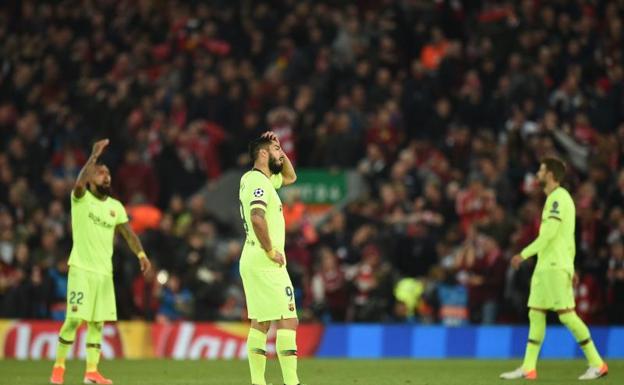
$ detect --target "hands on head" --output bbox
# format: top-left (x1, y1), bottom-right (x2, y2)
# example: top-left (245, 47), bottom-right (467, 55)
top-left (261, 131), bottom-right (280, 145)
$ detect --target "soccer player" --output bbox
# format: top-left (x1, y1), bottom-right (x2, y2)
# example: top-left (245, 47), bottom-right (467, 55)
top-left (500, 157), bottom-right (608, 381)
top-left (239, 132), bottom-right (300, 385)
top-left (50, 139), bottom-right (151, 385)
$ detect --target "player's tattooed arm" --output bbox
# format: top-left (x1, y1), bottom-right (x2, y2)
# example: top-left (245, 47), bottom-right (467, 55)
top-left (116, 222), bottom-right (145, 255)
top-left (74, 139), bottom-right (109, 198)
top-left (250, 207), bottom-right (285, 266)
top-left (250, 208), bottom-right (272, 252)
top-left (116, 222), bottom-right (151, 273)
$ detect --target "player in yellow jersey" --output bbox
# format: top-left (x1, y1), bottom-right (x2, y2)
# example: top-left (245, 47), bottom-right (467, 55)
top-left (50, 139), bottom-right (151, 385)
top-left (239, 131), bottom-right (300, 385)
top-left (501, 157), bottom-right (607, 381)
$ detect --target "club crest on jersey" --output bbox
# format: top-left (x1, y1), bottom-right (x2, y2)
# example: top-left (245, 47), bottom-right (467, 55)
top-left (253, 188), bottom-right (264, 198)
top-left (110, 210), bottom-right (116, 217)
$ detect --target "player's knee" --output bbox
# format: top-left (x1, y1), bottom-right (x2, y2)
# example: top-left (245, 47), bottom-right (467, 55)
top-left (88, 321), bottom-right (104, 332)
top-left (251, 320), bottom-right (270, 333)
top-left (558, 312), bottom-right (574, 326)
top-left (277, 317), bottom-right (298, 330)
top-left (65, 318), bottom-right (82, 331)
top-left (528, 309), bottom-right (544, 320)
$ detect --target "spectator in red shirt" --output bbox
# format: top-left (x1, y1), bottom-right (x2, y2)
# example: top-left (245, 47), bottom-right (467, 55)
top-left (455, 176), bottom-right (496, 234)
top-left (456, 232), bottom-right (507, 324)
top-left (575, 273), bottom-right (607, 325)
top-left (349, 243), bottom-right (394, 322)
top-left (420, 27), bottom-right (449, 71)
top-left (267, 107), bottom-right (297, 164)
top-left (114, 147), bottom-right (159, 205)
top-left (132, 262), bottom-right (160, 320)
top-left (311, 247), bottom-right (349, 321)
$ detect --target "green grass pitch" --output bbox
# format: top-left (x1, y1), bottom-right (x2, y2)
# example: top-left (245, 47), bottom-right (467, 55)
top-left (1, 359), bottom-right (622, 384)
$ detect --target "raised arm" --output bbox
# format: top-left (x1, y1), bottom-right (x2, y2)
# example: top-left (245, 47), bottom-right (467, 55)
top-left (116, 222), bottom-right (151, 274)
top-left (279, 151), bottom-right (297, 186)
top-left (250, 207), bottom-right (285, 266)
top-left (74, 139), bottom-right (109, 198)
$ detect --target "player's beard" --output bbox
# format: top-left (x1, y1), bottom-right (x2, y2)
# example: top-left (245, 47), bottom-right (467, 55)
top-left (95, 184), bottom-right (112, 197)
top-left (268, 154), bottom-right (284, 174)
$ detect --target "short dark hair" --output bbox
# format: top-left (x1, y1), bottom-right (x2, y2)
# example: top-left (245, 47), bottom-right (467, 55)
top-left (248, 136), bottom-right (273, 162)
top-left (541, 157), bottom-right (566, 182)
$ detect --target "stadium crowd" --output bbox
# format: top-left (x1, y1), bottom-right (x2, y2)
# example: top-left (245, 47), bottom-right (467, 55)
top-left (1, 0), bottom-right (624, 324)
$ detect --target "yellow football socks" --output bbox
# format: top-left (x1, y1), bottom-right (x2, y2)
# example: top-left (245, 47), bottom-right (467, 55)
top-left (85, 321), bottom-right (104, 372)
top-left (247, 328), bottom-right (268, 385)
top-left (522, 310), bottom-right (545, 371)
top-left (276, 329), bottom-right (299, 385)
top-left (54, 318), bottom-right (81, 368)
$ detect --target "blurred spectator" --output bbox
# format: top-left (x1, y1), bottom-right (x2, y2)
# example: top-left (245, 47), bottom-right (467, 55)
top-left (420, 27), bottom-right (450, 71)
top-left (575, 273), bottom-right (607, 324)
top-left (607, 241), bottom-right (624, 324)
top-left (436, 259), bottom-right (469, 327)
top-left (357, 143), bottom-right (388, 197)
top-left (311, 247), bottom-right (349, 321)
top-left (132, 262), bottom-right (159, 321)
top-left (393, 223), bottom-right (438, 278)
top-left (455, 176), bottom-right (496, 234)
top-left (455, 233), bottom-right (507, 324)
top-left (267, 107), bottom-right (297, 164)
top-left (348, 244), bottom-right (394, 322)
top-left (114, 147), bottom-right (159, 205)
top-left (142, 213), bottom-right (185, 271)
top-left (48, 258), bottom-right (69, 320)
top-left (156, 274), bottom-right (193, 323)
top-left (393, 277), bottom-right (425, 322)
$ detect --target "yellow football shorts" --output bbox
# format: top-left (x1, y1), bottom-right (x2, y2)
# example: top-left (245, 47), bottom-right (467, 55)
top-left (528, 269), bottom-right (575, 310)
top-left (240, 255), bottom-right (297, 322)
top-left (66, 266), bottom-right (117, 321)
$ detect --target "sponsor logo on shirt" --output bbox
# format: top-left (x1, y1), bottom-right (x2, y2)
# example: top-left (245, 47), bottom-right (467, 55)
top-left (88, 212), bottom-right (115, 229)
